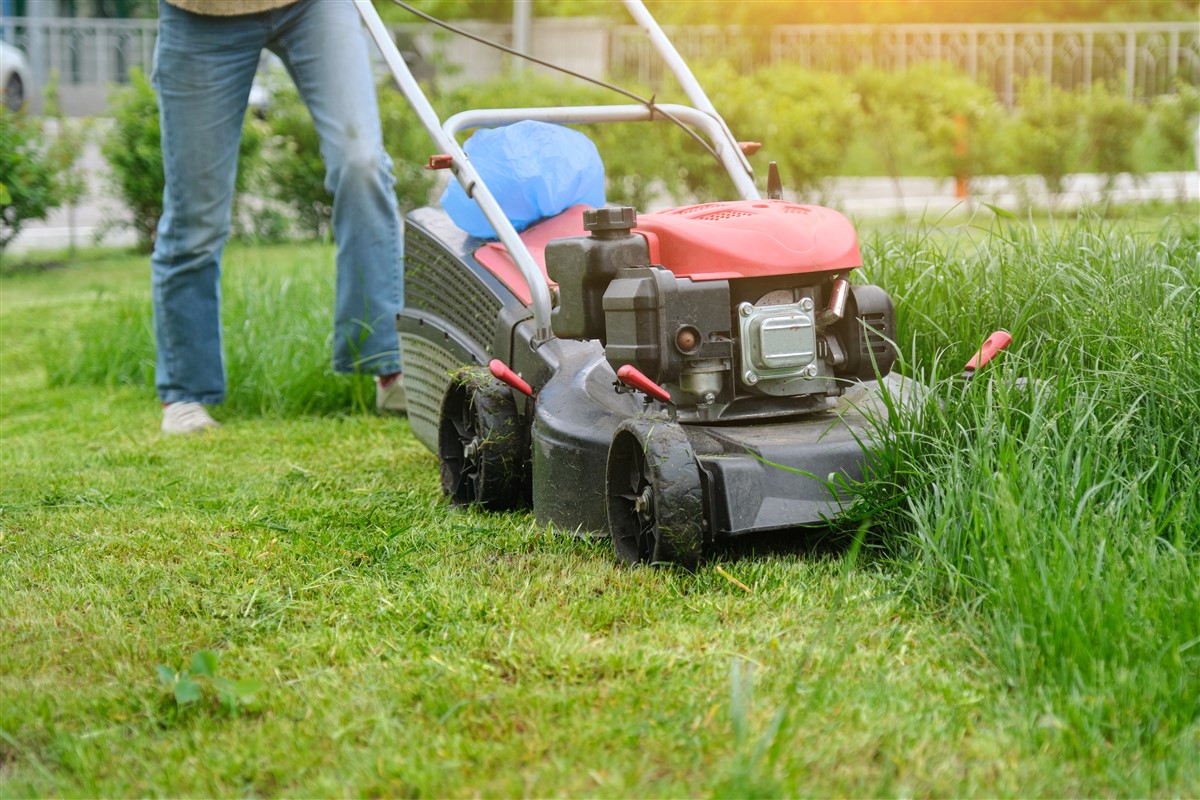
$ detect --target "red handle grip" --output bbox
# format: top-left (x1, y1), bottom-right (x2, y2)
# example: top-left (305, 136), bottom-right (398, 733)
top-left (616, 365), bottom-right (672, 404)
top-left (964, 330), bottom-right (1014, 372)
top-left (488, 359), bottom-right (533, 397)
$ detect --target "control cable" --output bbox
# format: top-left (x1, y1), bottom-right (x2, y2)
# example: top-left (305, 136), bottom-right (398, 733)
top-left (388, 0), bottom-right (722, 162)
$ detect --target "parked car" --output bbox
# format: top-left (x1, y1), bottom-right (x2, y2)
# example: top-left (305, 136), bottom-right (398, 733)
top-left (0, 40), bottom-right (34, 112)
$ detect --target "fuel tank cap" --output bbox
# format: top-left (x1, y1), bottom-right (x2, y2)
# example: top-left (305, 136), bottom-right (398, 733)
top-left (584, 206), bottom-right (637, 234)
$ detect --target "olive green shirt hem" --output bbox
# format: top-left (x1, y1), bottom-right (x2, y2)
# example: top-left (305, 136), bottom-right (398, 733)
top-left (163, 0), bottom-right (301, 17)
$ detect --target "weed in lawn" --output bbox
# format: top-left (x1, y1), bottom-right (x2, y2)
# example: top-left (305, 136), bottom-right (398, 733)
top-left (156, 650), bottom-right (264, 716)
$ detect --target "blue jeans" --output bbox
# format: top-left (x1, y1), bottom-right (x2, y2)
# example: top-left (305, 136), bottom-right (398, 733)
top-left (151, 0), bottom-right (403, 405)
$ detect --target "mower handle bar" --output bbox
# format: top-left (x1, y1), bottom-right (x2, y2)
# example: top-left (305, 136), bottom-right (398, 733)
top-left (443, 103), bottom-right (756, 193)
top-left (352, 0), bottom-right (759, 343)
top-left (619, 0), bottom-right (755, 178)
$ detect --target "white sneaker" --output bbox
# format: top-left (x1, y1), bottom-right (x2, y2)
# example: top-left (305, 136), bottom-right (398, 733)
top-left (162, 402), bottom-right (220, 435)
top-left (376, 374), bottom-right (407, 414)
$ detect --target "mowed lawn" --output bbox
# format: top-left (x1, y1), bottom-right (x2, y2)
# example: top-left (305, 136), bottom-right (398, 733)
top-left (1, 208), bottom-right (1197, 797)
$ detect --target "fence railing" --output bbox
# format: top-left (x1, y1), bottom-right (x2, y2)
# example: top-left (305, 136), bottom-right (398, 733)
top-left (612, 22), bottom-right (1200, 103)
top-left (2, 17), bottom-right (157, 87)
top-left (3, 15), bottom-right (1197, 114)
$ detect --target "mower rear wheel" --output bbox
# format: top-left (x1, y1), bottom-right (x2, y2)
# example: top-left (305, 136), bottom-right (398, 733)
top-left (605, 418), bottom-right (705, 569)
top-left (438, 368), bottom-right (527, 509)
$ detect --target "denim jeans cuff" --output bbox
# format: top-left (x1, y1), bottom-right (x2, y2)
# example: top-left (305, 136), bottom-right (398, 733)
top-left (158, 390), bottom-right (226, 405)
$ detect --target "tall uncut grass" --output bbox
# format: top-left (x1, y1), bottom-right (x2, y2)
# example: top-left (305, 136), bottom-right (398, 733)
top-left (43, 243), bottom-right (375, 416)
top-left (857, 212), bottom-right (1199, 783)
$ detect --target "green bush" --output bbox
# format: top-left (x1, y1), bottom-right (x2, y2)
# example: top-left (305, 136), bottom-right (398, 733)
top-left (377, 86), bottom-right (440, 212)
top-left (229, 115), bottom-right (276, 242)
top-left (101, 68), bottom-right (165, 251)
top-left (854, 64), bottom-right (1009, 197)
top-left (96, 61), bottom-right (1188, 241)
top-left (900, 63), bottom-right (1010, 181)
top-left (253, 83), bottom-right (329, 239)
top-left (1151, 80), bottom-right (1200, 171)
top-left (438, 67), bottom-right (862, 209)
top-left (1081, 82), bottom-right (1149, 195)
top-left (853, 67), bottom-right (935, 198)
top-left (0, 104), bottom-right (82, 251)
top-left (703, 63), bottom-right (862, 200)
top-left (1011, 77), bottom-right (1087, 200)
top-left (102, 67), bottom-right (267, 251)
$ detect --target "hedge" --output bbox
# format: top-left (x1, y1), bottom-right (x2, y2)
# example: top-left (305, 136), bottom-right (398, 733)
top-left (79, 62), bottom-right (1200, 249)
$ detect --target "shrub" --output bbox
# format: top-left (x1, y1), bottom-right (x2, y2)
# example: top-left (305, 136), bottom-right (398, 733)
top-left (41, 71), bottom-right (92, 252)
top-left (0, 84), bottom-right (83, 252)
top-left (1081, 82), bottom-right (1149, 196)
top-left (122, 60), bottom-right (1182, 235)
top-left (853, 67), bottom-right (931, 199)
top-left (700, 63), bottom-right (862, 201)
top-left (1151, 80), bottom-right (1200, 172)
top-left (900, 63), bottom-right (1010, 182)
top-left (854, 64), bottom-right (1009, 198)
top-left (101, 68), bottom-right (165, 251)
top-left (253, 83), bottom-right (329, 239)
top-left (1011, 77), bottom-right (1086, 201)
top-left (102, 67), bottom-right (266, 251)
top-left (377, 86), bottom-right (440, 212)
top-left (437, 66), bottom-right (862, 208)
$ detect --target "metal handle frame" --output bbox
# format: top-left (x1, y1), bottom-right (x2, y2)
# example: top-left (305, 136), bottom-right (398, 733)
top-left (353, 0), bottom-right (758, 342)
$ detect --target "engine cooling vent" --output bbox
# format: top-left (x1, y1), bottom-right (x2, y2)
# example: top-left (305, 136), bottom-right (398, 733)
top-left (399, 333), bottom-right (462, 451)
top-left (662, 202), bottom-right (726, 216)
top-left (405, 225), bottom-right (501, 352)
top-left (697, 210), bottom-right (754, 221)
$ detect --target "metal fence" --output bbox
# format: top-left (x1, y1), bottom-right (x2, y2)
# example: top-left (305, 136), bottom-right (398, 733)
top-left (612, 22), bottom-right (1200, 103)
top-left (3, 14), bottom-right (1197, 114)
top-left (2, 16), bottom-right (157, 86)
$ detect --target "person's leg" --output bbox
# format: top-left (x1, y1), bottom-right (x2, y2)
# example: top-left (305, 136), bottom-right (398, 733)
top-left (151, 0), bottom-right (266, 405)
top-left (269, 0), bottom-right (404, 378)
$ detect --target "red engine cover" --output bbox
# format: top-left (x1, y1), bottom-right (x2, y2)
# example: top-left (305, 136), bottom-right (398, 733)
top-left (633, 199), bottom-right (861, 280)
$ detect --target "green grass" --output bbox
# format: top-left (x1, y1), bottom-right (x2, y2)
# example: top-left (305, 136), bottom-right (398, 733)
top-left (853, 206), bottom-right (1200, 788)
top-left (28, 244), bottom-right (381, 417)
top-left (1, 213), bottom-right (1197, 797)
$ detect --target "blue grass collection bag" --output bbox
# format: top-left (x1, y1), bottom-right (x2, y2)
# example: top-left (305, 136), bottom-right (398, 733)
top-left (441, 120), bottom-right (605, 238)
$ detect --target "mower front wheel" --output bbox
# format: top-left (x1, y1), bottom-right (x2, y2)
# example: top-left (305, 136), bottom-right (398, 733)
top-left (438, 368), bottom-right (527, 510)
top-left (605, 418), bottom-right (706, 569)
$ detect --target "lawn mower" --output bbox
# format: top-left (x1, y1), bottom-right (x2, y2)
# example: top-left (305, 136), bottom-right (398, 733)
top-left (353, 0), bottom-right (936, 567)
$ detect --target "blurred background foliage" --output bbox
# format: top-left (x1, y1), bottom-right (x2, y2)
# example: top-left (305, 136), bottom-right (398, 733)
top-left (31, 64), bottom-right (1200, 251)
top-left (4, 4), bottom-right (1198, 251)
top-left (382, 0), bottom-right (1199, 24)
top-left (102, 0), bottom-right (1200, 22)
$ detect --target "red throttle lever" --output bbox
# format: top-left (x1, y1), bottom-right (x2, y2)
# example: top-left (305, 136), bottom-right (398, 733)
top-left (616, 365), bottom-right (672, 404)
top-left (963, 330), bottom-right (1013, 379)
top-left (488, 359), bottom-right (533, 397)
